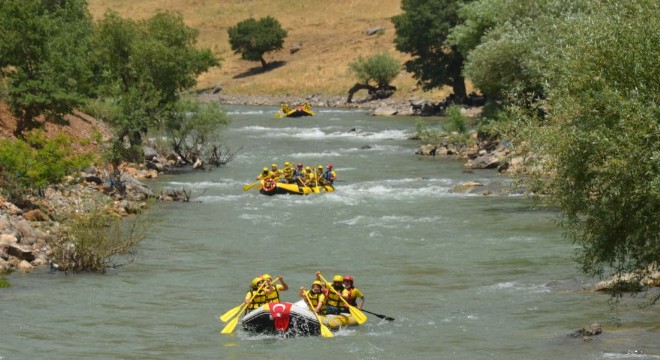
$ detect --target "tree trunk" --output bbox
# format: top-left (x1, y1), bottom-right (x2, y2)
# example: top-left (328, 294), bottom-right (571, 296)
top-left (451, 72), bottom-right (467, 103)
top-left (347, 83), bottom-right (378, 103)
top-left (259, 56), bottom-right (268, 68)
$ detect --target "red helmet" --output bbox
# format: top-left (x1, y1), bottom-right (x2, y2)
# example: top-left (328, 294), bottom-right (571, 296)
top-left (343, 275), bottom-right (354, 282)
top-left (327, 163), bottom-right (333, 169)
top-left (297, 163), bottom-right (303, 167)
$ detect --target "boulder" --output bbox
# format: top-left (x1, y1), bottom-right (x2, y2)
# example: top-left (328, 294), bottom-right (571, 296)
top-left (0, 233), bottom-right (18, 245)
top-left (17, 260), bottom-right (34, 272)
top-left (6, 244), bottom-right (36, 262)
top-left (372, 106), bottom-right (398, 116)
top-left (24, 209), bottom-right (49, 222)
top-left (569, 323), bottom-right (602, 338)
top-left (365, 27), bottom-right (385, 36)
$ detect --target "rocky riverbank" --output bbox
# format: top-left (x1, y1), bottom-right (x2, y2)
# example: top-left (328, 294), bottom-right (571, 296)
top-left (0, 163), bottom-right (159, 274)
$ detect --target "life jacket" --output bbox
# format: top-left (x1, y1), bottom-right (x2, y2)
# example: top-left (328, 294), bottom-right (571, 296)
top-left (325, 285), bottom-right (343, 307)
top-left (342, 287), bottom-right (358, 306)
top-left (247, 289), bottom-right (267, 310)
top-left (307, 290), bottom-right (326, 311)
top-left (283, 168), bottom-right (294, 182)
top-left (265, 287), bottom-right (281, 303)
top-left (323, 170), bottom-right (336, 183)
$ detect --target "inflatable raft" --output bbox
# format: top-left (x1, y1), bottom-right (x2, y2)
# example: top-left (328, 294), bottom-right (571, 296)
top-left (241, 300), bottom-right (360, 337)
top-left (259, 179), bottom-right (334, 196)
top-left (280, 103), bottom-right (315, 117)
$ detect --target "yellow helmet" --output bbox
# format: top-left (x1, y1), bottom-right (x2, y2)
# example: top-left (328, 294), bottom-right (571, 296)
top-left (332, 275), bottom-right (343, 282)
top-left (262, 273), bottom-right (272, 281)
top-left (312, 280), bottom-right (323, 287)
top-left (251, 277), bottom-right (262, 287)
top-left (305, 166), bottom-right (311, 170)
top-left (318, 165), bottom-right (323, 169)
top-left (271, 164), bottom-right (278, 169)
top-left (285, 161), bottom-right (291, 166)
top-left (262, 167), bottom-right (268, 172)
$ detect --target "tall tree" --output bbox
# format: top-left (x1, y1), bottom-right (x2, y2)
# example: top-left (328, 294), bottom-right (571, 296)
top-left (0, 0), bottom-right (94, 137)
top-left (227, 16), bottom-right (287, 69)
top-left (91, 10), bottom-right (219, 162)
top-left (450, 0), bottom-right (590, 103)
top-left (392, 0), bottom-right (469, 101)
top-left (508, 0), bottom-right (659, 295)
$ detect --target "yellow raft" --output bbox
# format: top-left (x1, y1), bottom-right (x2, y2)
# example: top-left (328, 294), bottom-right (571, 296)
top-left (321, 313), bottom-right (359, 330)
top-left (280, 103), bottom-right (315, 117)
top-left (259, 179), bottom-right (334, 196)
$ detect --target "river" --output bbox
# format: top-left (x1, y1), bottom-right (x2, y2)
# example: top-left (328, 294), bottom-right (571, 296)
top-left (1, 105), bottom-right (658, 359)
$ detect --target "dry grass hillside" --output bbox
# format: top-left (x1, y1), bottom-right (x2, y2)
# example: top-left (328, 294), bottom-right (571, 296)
top-left (87, 0), bottom-right (456, 101)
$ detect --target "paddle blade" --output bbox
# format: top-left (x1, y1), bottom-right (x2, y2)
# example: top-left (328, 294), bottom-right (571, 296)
top-left (219, 304), bottom-right (242, 322)
top-left (349, 307), bottom-right (368, 325)
top-left (221, 315), bottom-right (240, 334)
top-left (320, 324), bottom-right (334, 338)
top-left (242, 181), bottom-right (260, 192)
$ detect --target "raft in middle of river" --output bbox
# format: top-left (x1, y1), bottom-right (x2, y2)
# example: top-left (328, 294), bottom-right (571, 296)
top-left (259, 179), bottom-right (335, 196)
top-left (241, 300), bottom-right (360, 337)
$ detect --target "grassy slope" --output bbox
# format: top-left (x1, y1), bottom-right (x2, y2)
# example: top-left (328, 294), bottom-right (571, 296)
top-left (87, 0), bottom-right (457, 101)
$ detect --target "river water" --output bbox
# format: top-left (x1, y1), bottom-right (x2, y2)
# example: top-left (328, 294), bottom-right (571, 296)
top-left (1, 106), bottom-right (658, 359)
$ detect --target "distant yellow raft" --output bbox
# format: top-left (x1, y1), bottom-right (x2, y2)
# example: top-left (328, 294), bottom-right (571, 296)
top-left (280, 103), bottom-right (315, 117)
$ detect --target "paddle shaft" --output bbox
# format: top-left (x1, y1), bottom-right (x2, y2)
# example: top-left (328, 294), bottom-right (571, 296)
top-left (362, 309), bottom-right (394, 321)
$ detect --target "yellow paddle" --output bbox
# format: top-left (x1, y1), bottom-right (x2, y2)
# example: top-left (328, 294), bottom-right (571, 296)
top-left (318, 274), bottom-right (368, 324)
top-left (219, 280), bottom-right (268, 322)
top-left (220, 277), bottom-right (283, 334)
top-left (220, 281), bottom-right (270, 335)
top-left (242, 180), bottom-right (262, 192)
top-left (220, 303), bottom-right (247, 334)
top-left (312, 165), bottom-right (321, 193)
top-left (302, 288), bottom-right (333, 338)
top-left (297, 177), bottom-right (312, 194)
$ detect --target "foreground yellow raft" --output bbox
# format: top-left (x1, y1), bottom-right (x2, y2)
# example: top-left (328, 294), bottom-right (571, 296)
top-left (240, 300), bottom-right (361, 337)
top-left (321, 313), bottom-right (359, 329)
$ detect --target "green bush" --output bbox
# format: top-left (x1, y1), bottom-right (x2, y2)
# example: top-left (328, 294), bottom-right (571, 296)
top-left (348, 53), bottom-right (400, 88)
top-left (0, 131), bottom-right (94, 198)
top-left (415, 120), bottom-right (442, 143)
top-left (50, 207), bottom-right (149, 274)
top-left (443, 105), bottom-right (468, 134)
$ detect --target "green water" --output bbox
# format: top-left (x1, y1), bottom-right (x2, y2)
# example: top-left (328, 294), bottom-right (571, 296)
top-left (1, 105), bottom-right (658, 359)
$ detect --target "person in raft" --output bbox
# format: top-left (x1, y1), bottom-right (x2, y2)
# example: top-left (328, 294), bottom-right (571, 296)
top-left (340, 275), bottom-right (365, 312)
top-left (317, 271), bottom-right (345, 315)
top-left (244, 276), bottom-right (267, 313)
top-left (262, 273), bottom-right (288, 303)
top-left (299, 280), bottom-right (327, 314)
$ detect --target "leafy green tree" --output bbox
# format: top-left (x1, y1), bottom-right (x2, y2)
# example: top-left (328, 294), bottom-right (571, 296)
top-left (227, 16), bottom-right (287, 68)
top-left (163, 97), bottom-right (230, 164)
top-left (508, 0), bottom-right (659, 295)
top-left (0, 0), bottom-right (94, 137)
top-left (392, 0), bottom-right (470, 101)
top-left (347, 53), bottom-right (400, 103)
top-left (451, 0), bottom-right (590, 103)
top-left (90, 10), bottom-right (219, 163)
